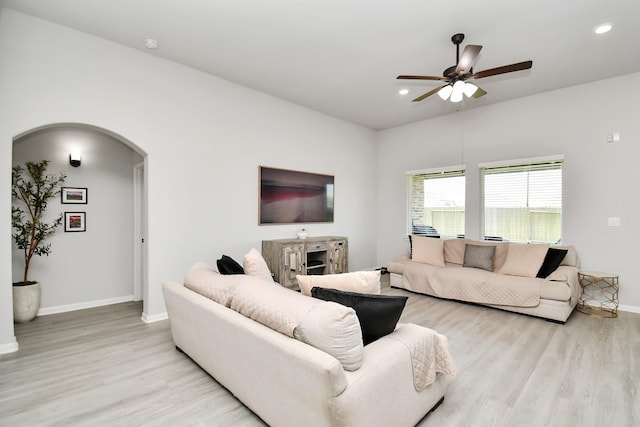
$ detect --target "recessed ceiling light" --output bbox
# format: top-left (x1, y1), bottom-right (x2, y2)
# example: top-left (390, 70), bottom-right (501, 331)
top-left (398, 89), bottom-right (409, 96)
top-left (144, 38), bottom-right (159, 49)
top-left (594, 23), bottom-right (613, 34)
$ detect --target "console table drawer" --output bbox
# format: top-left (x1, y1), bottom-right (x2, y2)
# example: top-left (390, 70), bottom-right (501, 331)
top-left (307, 242), bottom-right (327, 252)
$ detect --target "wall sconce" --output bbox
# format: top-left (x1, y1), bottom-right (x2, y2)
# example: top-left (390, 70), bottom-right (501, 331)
top-left (69, 151), bottom-right (82, 167)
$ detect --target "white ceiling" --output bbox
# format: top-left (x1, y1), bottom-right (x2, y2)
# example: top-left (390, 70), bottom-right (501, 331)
top-left (1, 0), bottom-right (638, 130)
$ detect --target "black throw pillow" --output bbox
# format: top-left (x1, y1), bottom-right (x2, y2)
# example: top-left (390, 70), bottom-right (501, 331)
top-left (311, 287), bottom-right (408, 345)
top-left (536, 248), bottom-right (568, 278)
top-left (216, 255), bottom-right (245, 275)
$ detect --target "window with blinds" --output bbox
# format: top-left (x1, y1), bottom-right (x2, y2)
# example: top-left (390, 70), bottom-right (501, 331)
top-left (407, 168), bottom-right (465, 238)
top-left (481, 159), bottom-right (563, 243)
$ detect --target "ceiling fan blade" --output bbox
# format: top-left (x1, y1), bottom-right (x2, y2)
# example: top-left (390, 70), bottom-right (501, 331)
top-left (455, 44), bottom-right (482, 74)
top-left (397, 75), bottom-right (446, 81)
top-left (412, 85), bottom-right (447, 102)
top-left (473, 60), bottom-right (533, 79)
top-left (472, 86), bottom-right (487, 98)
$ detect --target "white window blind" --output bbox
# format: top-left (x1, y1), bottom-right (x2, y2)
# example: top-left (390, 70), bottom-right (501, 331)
top-left (481, 159), bottom-right (563, 243)
top-left (407, 168), bottom-right (465, 238)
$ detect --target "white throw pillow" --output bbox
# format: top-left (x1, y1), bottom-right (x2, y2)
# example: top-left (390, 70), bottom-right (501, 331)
top-left (297, 270), bottom-right (381, 297)
top-left (243, 248), bottom-right (274, 282)
top-left (411, 236), bottom-right (445, 267)
top-left (499, 243), bottom-right (550, 278)
top-left (294, 302), bottom-right (363, 371)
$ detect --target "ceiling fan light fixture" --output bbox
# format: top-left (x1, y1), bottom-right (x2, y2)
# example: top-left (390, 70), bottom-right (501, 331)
top-left (463, 82), bottom-right (478, 97)
top-left (450, 90), bottom-right (463, 103)
top-left (450, 80), bottom-right (466, 102)
top-left (438, 84), bottom-right (453, 100)
top-left (397, 33), bottom-right (533, 104)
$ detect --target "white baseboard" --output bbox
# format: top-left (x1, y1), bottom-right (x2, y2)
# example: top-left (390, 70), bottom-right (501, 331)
top-left (619, 304), bottom-right (640, 314)
top-left (141, 311), bottom-right (168, 323)
top-left (0, 337), bottom-right (19, 355)
top-left (38, 295), bottom-right (135, 316)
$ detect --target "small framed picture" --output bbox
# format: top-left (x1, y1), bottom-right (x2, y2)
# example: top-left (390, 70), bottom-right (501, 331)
top-left (64, 212), bottom-right (86, 232)
top-left (61, 187), bottom-right (88, 204)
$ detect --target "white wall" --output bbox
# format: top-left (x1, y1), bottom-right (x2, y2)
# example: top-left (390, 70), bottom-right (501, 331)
top-left (0, 10), bottom-right (377, 351)
top-left (377, 73), bottom-right (640, 311)
top-left (12, 125), bottom-right (143, 309)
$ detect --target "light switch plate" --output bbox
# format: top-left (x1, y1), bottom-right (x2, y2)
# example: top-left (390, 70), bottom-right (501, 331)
top-left (608, 217), bottom-right (621, 227)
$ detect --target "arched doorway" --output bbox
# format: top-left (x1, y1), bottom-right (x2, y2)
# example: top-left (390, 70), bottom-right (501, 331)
top-left (11, 123), bottom-right (147, 316)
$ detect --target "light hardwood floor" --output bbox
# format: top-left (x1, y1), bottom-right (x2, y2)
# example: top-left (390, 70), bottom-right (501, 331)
top-left (1, 277), bottom-right (639, 427)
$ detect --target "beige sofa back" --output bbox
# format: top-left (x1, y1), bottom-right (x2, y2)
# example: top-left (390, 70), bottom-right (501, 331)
top-left (183, 262), bottom-right (364, 371)
top-left (443, 238), bottom-right (579, 269)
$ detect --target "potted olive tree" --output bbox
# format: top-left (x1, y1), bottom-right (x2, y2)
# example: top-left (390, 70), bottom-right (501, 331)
top-left (11, 160), bottom-right (66, 322)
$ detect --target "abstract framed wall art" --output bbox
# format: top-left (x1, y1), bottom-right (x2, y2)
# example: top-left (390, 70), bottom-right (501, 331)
top-left (61, 187), bottom-right (88, 204)
top-left (64, 212), bottom-right (86, 232)
top-left (259, 166), bottom-right (334, 225)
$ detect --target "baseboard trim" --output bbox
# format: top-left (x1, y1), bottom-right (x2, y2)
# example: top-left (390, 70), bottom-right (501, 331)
top-left (38, 295), bottom-right (135, 316)
top-left (619, 304), bottom-right (640, 314)
top-left (141, 311), bottom-right (168, 323)
top-left (0, 337), bottom-right (19, 355)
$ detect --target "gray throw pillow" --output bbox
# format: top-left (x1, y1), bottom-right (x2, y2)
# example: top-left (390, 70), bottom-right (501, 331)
top-left (463, 244), bottom-right (496, 272)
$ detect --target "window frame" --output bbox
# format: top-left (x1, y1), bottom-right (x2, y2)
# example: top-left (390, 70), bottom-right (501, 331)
top-left (406, 165), bottom-right (466, 238)
top-left (479, 155), bottom-right (564, 243)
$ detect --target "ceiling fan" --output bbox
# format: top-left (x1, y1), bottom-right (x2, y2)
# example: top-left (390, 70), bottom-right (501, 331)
top-left (397, 33), bottom-right (532, 103)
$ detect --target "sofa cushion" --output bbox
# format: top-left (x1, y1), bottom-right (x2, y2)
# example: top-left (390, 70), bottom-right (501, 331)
top-left (229, 277), bottom-right (363, 371)
top-left (546, 266), bottom-right (571, 282)
top-left (499, 243), bottom-right (550, 278)
top-left (536, 248), bottom-right (569, 278)
top-left (311, 287), bottom-right (408, 345)
top-left (184, 262), bottom-right (236, 306)
top-left (539, 279), bottom-right (572, 302)
top-left (216, 255), bottom-right (245, 275)
top-left (443, 238), bottom-right (466, 265)
top-left (231, 279), bottom-right (318, 337)
top-left (297, 271), bottom-right (381, 297)
top-left (293, 301), bottom-right (363, 371)
top-left (243, 248), bottom-right (274, 282)
top-left (408, 233), bottom-right (439, 254)
top-left (411, 236), bottom-right (445, 267)
top-left (463, 244), bottom-right (496, 272)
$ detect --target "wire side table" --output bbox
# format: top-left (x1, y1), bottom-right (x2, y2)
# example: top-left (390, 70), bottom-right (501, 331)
top-left (577, 271), bottom-right (619, 318)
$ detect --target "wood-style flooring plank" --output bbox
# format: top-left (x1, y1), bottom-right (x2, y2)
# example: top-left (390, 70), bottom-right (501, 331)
top-left (1, 275), bottom-right (639, 427)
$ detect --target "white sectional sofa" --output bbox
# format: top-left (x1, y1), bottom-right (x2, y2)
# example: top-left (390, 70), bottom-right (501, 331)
top-left (162, 262), bottom-right (457, 427)
top-left (388, 237), bottom-right (581, 323)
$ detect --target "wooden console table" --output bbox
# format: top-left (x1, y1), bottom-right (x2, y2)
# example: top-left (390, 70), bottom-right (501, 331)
top-left (262, 236), bottom-right (348, 290)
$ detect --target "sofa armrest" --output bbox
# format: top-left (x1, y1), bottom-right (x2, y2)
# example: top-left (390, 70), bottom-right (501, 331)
top-left (388, 254), bottom-right (411, 275)
top-left (546, 266), bottom-right (580, 304)
top-left (393, 253), bottom-right (411, 261)
top-left (335, 328), bottom-right (449, 427)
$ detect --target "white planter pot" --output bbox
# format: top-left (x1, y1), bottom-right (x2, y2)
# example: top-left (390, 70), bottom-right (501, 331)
top-left (13, 282), bottom-right (41, 323)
